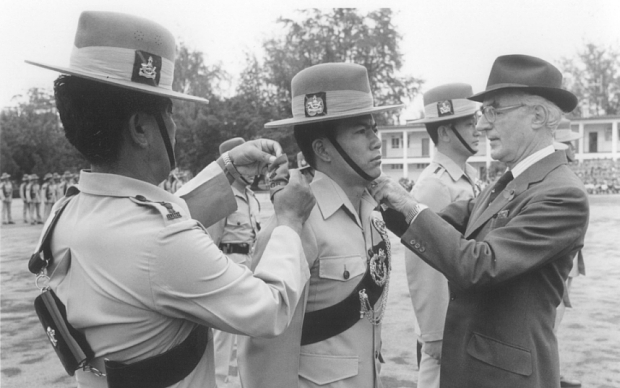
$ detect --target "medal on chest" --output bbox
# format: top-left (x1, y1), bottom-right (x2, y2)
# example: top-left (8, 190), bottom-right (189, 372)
top-left (359, 216), bottom-right (392, 325)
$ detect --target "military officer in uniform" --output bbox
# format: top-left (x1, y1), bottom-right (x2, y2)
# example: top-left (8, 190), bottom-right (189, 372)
top-left (19, 174), bottom-right (29, 223)
top-left (27, 11), bottom-right (314, 388)
top-left (208, 137), bottom-right (262, 387)
top-left (0, 173), bottom-right (14, 224)
top-left (26, 173), bottom-right (42, 224)
top-left (405, 83), bottom-right (481, 388)
top-left (239, 63), bottom-right (403, 388)
top-left (57, 170), bottom-right (73, 197)
top-left (41, 172), bottom-right (57, 219)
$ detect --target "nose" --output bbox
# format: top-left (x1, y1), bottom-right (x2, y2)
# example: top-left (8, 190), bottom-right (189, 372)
top-left (370, 130), bottom-right (381, 150)
top-left (476, 115), bottom-right (491, 134)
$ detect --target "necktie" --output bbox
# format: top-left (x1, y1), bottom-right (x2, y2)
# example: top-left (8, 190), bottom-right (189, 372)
top-left (488, 171), bottom-right (514, 204)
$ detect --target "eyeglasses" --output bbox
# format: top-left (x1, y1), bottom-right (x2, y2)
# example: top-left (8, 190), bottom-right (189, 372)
top-left (479, 104), bottom-right (528, 123)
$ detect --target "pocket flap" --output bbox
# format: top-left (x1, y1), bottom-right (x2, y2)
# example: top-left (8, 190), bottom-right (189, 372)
top-left (299, 353), bottom-right (358, 385)
top-left (319, 255), bottom-right (365, 281)
top-left (466, 332), bottom-right (532, 376)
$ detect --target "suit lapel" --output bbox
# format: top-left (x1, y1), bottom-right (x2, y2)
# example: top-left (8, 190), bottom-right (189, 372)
top-left (465, 151), bottom-right (568, 238)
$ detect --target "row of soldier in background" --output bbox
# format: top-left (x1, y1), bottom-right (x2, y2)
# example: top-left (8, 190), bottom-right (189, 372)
top-left (0, 171), bottom-right (77, 225)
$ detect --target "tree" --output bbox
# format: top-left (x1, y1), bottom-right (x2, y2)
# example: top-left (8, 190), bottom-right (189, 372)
top-left (560, 43), bottom-right (620, 117)
top-left (0, 88), bottom-right (86, 179)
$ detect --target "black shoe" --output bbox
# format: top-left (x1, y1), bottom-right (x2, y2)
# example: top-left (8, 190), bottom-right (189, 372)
top-left (8, 221), bottom-right (14, 224)
top-left (560, 376), bottom-right (581, 387)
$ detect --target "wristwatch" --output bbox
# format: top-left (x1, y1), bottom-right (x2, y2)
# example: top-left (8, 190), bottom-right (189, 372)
top-left (405, 203), bottom-right (428, 224)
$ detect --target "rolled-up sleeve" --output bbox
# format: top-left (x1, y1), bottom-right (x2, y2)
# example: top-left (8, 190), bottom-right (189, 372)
top-left (151, 220), bottom-right (310, 338)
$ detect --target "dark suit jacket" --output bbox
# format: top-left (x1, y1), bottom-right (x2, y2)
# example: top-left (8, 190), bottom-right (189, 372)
top-left (401, 151), bottom-right (589, 388)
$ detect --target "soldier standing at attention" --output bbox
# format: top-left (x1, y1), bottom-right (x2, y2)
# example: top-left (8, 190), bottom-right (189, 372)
top-left (405, 83), bottom-right (481, 388)
top-left (19, 175), bottom-right (29, 223)
top-left (208, 137), bottom-right (262, 387)
top-left (239, 63), bottom-right (403, 388)
top-left (26, 174), bottom-right (42, 224)
top-left (1, 173), bottom-right (14, 224)
top-left (41, 173), bottom-right (57, 219)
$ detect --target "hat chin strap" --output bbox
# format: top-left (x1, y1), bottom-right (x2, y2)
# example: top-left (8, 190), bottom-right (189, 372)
top-left (325, 132), bottom-right (374, 182)
top-left (450, 124), bottom-right (476, 155)
top-left (154, 113), bottom-right (176, 170)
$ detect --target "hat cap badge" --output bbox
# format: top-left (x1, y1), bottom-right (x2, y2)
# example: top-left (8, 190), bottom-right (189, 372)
top-left (305, 93), bottom-right (326, 117)
top-left (139, 56), bottom-right (157, 80)
top-left (437, 100), bottom-right (454, 117)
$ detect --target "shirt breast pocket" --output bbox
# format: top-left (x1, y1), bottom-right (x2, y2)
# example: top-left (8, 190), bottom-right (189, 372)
top-left (319, 255), bottom-right (365, 282)
top-left (490, 210), bottom-right (511, 229)
top-left (226, 211), bottom-right (250, 227)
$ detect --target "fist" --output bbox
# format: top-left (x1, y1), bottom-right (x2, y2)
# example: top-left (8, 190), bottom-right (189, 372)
top-left (273, 169), bottom-right (315, 235)
top-left (369, 174), bottom-right (416, 214)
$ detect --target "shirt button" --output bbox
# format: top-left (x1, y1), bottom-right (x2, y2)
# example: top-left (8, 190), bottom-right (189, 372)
top-left (410, 239), bottom-right (416, 245)
top-left (414, 243), bottom-right (420, 249)
top-left (419, 247), bottom-right (426, 253)
top-left (135, 195), bottom-right (146, 201)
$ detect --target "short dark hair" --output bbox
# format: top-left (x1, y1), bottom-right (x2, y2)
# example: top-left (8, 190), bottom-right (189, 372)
top-left (293, 120), bottom-right (339, 168)
top-left (54, 75), bottom-right (172, 165)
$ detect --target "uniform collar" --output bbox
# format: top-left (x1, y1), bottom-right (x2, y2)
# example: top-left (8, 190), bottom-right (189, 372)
top-left (77, 170), bottom-right (187, 209)
top-left (432, 151), bottom-right (478, 182)
top-left (311, 171), bottom-right (377, 228)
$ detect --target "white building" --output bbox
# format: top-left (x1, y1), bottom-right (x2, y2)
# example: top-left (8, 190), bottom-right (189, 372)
top-left (378, 115), bottom-right (620, 182)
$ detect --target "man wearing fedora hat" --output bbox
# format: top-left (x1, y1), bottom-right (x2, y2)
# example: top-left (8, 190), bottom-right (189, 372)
top-left (370, 54), bottom-right (589, 388)
top-left (207, 137), bottom-right (262, 387)
top-left (405, 83), bottom-right (481, 388)
top-left (239, 62), bottom-right (402, 388)
top-left (27, 11), bottom-right (315, 388)
top-left (0, 173), bottom-right (15, 224)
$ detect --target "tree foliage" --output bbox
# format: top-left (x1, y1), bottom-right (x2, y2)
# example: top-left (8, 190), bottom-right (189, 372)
top-left (560, 43), bottom-right (620, 117)
top-left (0, 88), bottom-right (86, 179)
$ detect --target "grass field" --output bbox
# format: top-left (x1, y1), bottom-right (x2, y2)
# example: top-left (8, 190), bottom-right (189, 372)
top-left (1, 195), bottom-right (619, 387)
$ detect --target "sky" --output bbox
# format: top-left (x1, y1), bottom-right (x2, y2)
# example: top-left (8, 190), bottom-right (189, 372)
top-left (1, 0), bottom-right (619, 120)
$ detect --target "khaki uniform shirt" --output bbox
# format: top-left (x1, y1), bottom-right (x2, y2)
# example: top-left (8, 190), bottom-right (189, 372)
top-left (40, 162), bottom-right (310, 388)
top-left (240, 171), bottom-right (388, 388)
top-left (1, 181), bottom-right (13, 202)
top-left (41, 182), bottom-right (57, 204)
top-left (406, 151), bottom-right (479, 342)
top-left (207, 184), bottom-right (260, 267)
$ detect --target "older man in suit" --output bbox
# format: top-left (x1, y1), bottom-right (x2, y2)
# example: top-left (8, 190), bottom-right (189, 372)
top-left (372, 54), bottom-right (589, 388)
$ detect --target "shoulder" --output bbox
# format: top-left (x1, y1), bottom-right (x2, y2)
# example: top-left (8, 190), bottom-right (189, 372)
top-left (128, 195), bottom-right (190, 227)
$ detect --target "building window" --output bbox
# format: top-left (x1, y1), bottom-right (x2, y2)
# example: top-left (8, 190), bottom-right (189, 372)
top-left (391, 137), bottom-right (400, 149)
top-left (416, 164), bottom-right (427, 169)
top-left (390, 164), bottom-right (403, 170)
top-left (421, 138), bottom-right (430, 156)
top-left (605, 126), bottom-right (612, 141)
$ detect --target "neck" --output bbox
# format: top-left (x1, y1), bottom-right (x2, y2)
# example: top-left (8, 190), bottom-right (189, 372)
top-left (91, 162), bottom-right (161, 186)
top-left (320, 169), bottom-right (368, 213)
top-left (437, 144), bottom-right (469, 171)
top-left (506, 138), bottom-right (553, 170)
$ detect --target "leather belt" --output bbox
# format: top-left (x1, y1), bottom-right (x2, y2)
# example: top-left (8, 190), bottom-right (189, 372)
top-left (105, 325), bottom-right (209, 388)
top-left (219, 243), bottom-right (250, 254)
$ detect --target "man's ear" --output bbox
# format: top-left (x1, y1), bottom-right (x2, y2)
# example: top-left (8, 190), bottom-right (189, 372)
top-left (531, 105), bottom-right (549, 130)
top-left (127, 112), bottom-right (150, 149)
top-left (312, 138), bottom-right (332, 164)
top-left (437, 125), bottom-right (451, 143)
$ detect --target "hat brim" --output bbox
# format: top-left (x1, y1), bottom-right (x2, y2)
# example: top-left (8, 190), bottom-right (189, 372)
top-left (264, 104), bottom-right (404, 128)
top-left (468, 84), bottom-right (577, 113)
top-left (26, 60), bottom-right (208, 104)
top-left (411, 107), bottom-right (479, 124)
top-left (553, 142), bottom-right (569, 150)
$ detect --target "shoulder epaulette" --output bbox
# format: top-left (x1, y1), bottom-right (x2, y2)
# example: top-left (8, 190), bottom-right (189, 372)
top-left (433, 166), bottom-right (445, 175)
top-left (129, 195), bottom-right (185, 224)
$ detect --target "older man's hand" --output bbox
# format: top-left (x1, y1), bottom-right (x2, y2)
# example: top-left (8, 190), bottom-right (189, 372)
top-left (369, 174), bottom-right (417, 215)
top-left (274, 169), bottom-right (315, 236)
top-left (227, 139), bottom-right (283, 177)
